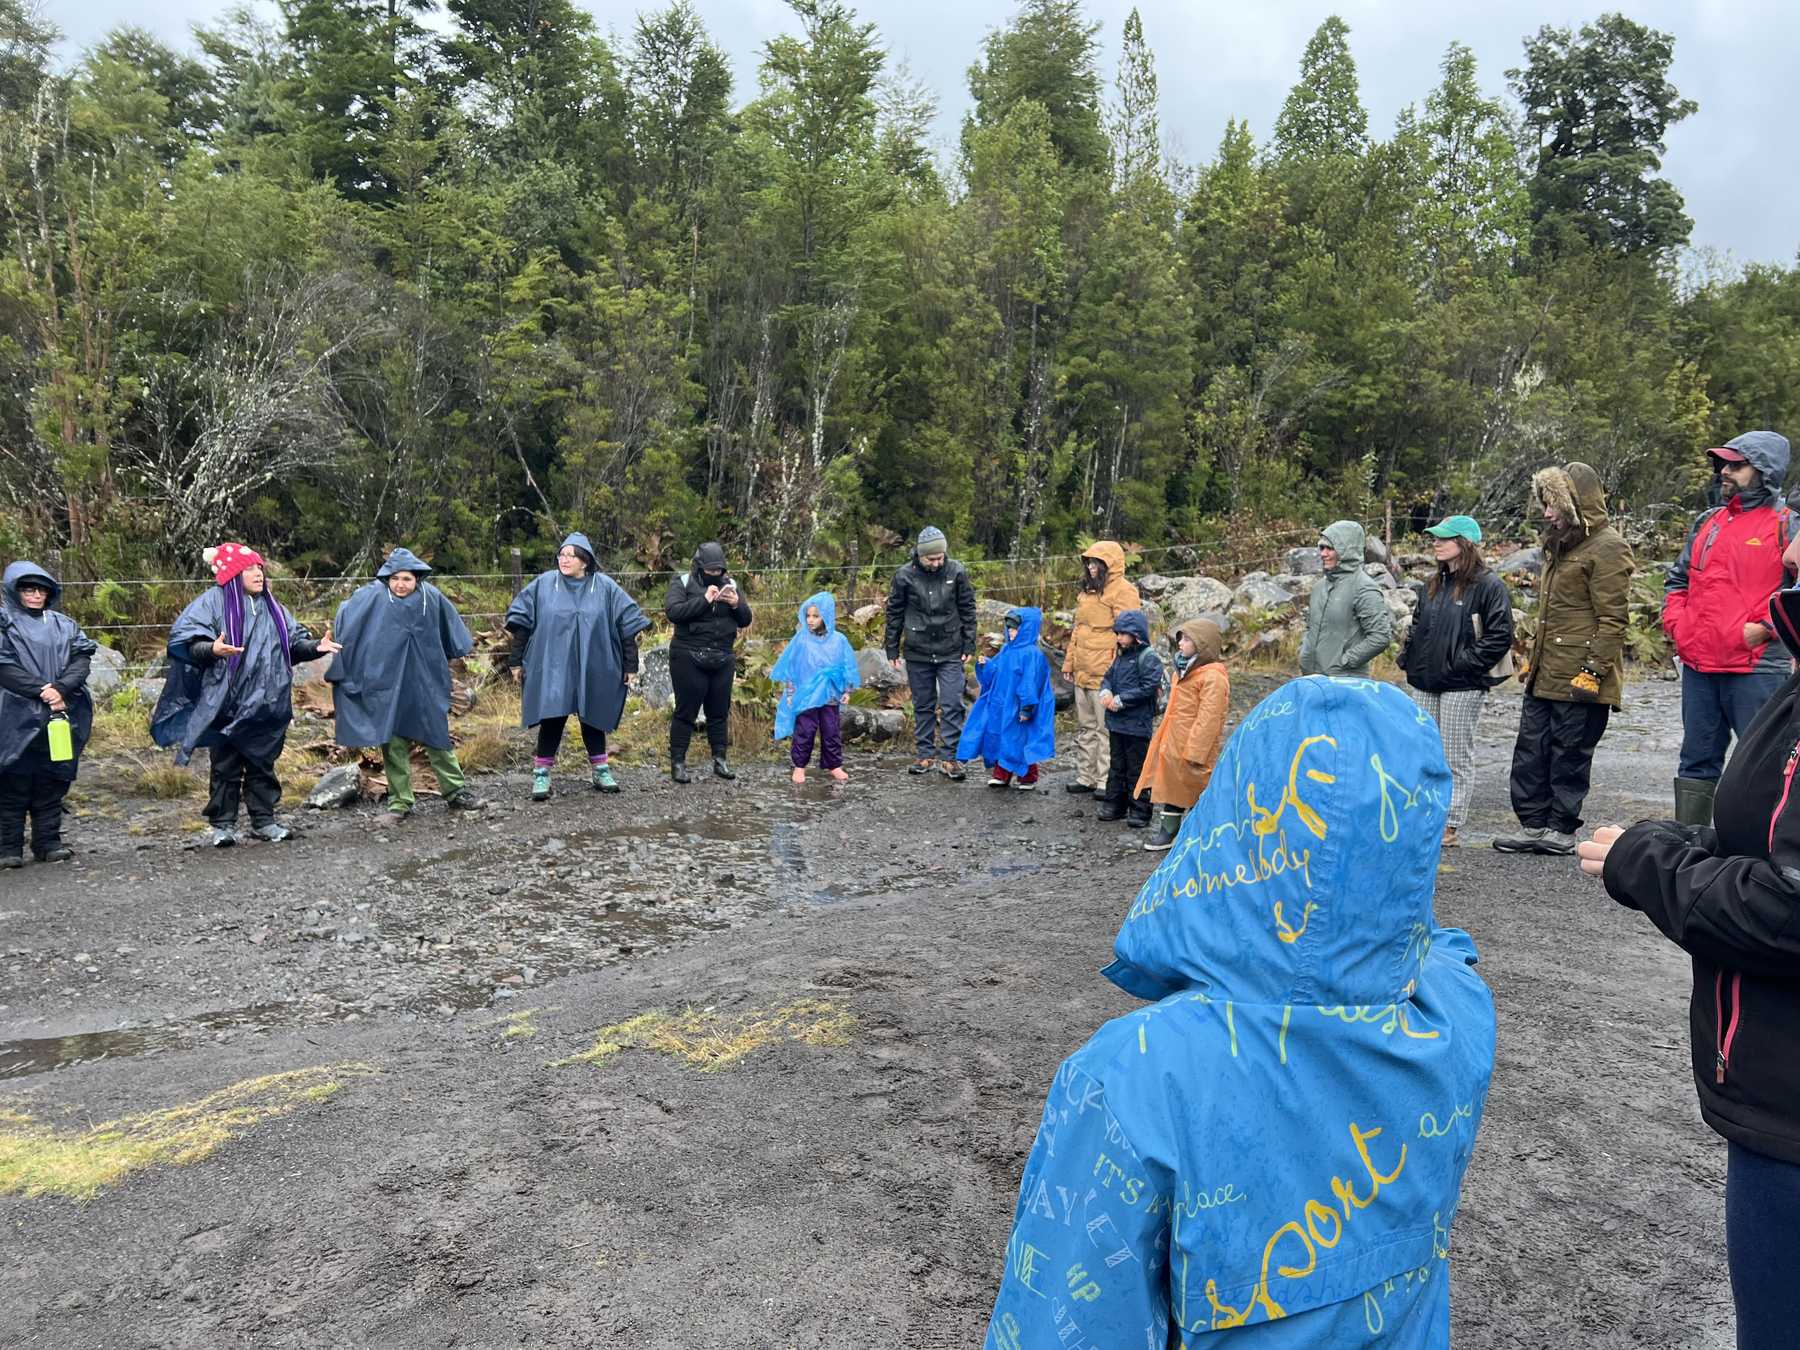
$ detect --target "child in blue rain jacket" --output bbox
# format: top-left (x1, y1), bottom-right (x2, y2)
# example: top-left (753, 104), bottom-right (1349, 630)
top-left (988, 676), bottom-right (1496, 1349)
top-left (771, 592), bottom-right (861, 784)
top-left (958, 607), bottom-right (1056, 789)
top-left (1096, 607), bottom-right (1164, 827)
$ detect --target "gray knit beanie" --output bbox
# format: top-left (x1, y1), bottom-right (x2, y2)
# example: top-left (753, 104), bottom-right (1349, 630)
top-left (916, 525), bottom-right (948, 556)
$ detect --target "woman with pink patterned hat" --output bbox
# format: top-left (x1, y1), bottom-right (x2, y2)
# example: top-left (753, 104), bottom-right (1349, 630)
top-left (152, 543), bottom-right (340, 846)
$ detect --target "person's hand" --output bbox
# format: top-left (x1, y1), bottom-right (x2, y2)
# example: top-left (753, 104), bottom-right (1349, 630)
top-left (890, 657), bottom-right (903, 671)
top-left (1745, 622), bottom-right (1771, 650)
top-left (38, 683), bottom-right (64, 712)
top-left (705, 585), bottom-right (721, 604)
top-left (510, 666), bottom-right (524, 685)
top-left (315, 623), bottom-right (342, 656)
top-left (625, 672), bottom-right (637, 689)
top-left (1576, 825), bottom-right (1625, 878)
top-left (839, 692), bottom-right (850, 705)
top-left (718, 586), bottom-right (738, 606)
top-left (211, 637), bottom-right (245, 660)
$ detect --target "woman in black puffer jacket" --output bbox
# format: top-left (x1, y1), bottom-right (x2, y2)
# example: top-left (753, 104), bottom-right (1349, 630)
top-left (1399, 515), bottom-right (1514, 847)
top-left (1580, 584), bottom-right (1800, 1350)
top-left (664, 541), bottom-right (751, 783)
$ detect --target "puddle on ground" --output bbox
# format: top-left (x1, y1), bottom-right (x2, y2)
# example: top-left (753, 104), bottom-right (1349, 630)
top-left (0, 1002), bottom-right (299, 1080)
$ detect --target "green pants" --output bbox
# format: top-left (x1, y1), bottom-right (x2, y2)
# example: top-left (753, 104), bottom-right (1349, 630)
top-left (382, 736), bottom-right (467, 812)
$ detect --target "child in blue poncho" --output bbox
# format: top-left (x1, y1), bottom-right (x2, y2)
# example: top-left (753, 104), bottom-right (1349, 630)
top-left (772, 592), bottom-right (861, 784)
top-left (957, 607), bottom-right (1055, 789)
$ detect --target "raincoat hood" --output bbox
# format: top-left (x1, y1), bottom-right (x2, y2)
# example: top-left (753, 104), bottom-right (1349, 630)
top-left (1319, 520), bottom-right (1367, 570)
top-left (1720, 430), bottom-right (1791, 493)
top-left (376, 547), bottom-right (433, 580)
top-left (1112, 608), bottom-right (1151, 645)
top-left (1531, 462), bottom-right (1609, 536)
top-left (1174, 617), bottom-right (1223, 666)
top-left (560, 532), bottom-right (597, 562)
top-left (770, 591), bottom-right (860, 739)
top-left (1105, 676), bottom-right (1451, 1006)
top-left (692, 541), bottom-right (728, 577)
top-left (1082, 540), bottom-right (1127, 582)
top-left (3, 560), bottom-right (60, 610)
top-left (1002, 606), bottom-right (1041, 646)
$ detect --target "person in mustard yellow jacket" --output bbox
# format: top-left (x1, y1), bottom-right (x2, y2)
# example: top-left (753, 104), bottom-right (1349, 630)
top-left (1061, 540), bottom-right (1139, 795)
top-left (1135, 618), bottom-right (1229, 851)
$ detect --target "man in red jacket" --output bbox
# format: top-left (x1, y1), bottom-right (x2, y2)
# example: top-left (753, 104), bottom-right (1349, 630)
top-left (1663, 430), bottom-right (1793, 825)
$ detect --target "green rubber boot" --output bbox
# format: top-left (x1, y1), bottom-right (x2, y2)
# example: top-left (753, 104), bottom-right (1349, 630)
top-left (1673, 777), bottom-right (1716, 828)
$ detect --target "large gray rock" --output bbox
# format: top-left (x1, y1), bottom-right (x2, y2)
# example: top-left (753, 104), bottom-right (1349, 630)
top-left (1232, 573), bottom-right (1296, 614)
top-left (1363, 563), bottom-right (1398, 591)
top-left (1364, 535), bottom-right (1392, 566)
top-left (1284, 547), bottom-right (1324, 576)
top-left (1045, 656), bottom-right (1076, 712)
top-left (1141, 599), bottom-right (1166, 636)
top-left (1495, 547), bottom-right (1543, 576)
top-left (1384, 589), bottom-right (1417, 626)
top-left (856, 645), bottom-right (906, 692)
top-left (842, 706), bottom-right (907, 743)
top-left (132, 677), bottom-right (165, 709)
top-left (975, 597), bottom-right (1016, 633)
top-left (1275, 572), bottom-right (1319, 599)
top-left (293, 656), bottom-right (332, 687)
top-left (88, 644), bottom-right (127, 699)
top-left (1136, 573), bottom-right (1173, 598)
top-left (306, 763), bottom-right (363, 809)
top-left (636, 644), bottom-right (674, 711)
top-left (1163, 576), bottom-right (1235, 625)
top-left (851, 603), bottom-right (882, 627)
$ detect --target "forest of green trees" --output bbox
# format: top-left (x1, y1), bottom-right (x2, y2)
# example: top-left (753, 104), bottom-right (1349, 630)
top-left (3, 0), bottom-right (1799, 584)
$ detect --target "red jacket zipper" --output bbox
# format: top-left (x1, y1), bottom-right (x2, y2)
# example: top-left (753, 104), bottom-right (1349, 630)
top-left (1723, 741), bottom-right (1800, 1084)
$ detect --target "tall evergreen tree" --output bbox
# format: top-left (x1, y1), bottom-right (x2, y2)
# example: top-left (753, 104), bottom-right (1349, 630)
top-left (1272, 16), bottom-right (1367, 161)
top-left (965, 0), bottom-right (1107, 177)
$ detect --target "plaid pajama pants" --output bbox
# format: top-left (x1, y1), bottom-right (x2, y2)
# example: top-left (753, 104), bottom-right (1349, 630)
top-left (1408, 687), bottom-right (1486, 830)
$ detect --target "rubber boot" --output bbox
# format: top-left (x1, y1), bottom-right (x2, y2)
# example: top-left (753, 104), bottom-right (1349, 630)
top-left (1673, 777), bottom-right (1717, 828)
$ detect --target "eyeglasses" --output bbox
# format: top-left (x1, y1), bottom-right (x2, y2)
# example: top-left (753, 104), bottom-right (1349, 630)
top-left (17, 583), bottom-right (47, 593)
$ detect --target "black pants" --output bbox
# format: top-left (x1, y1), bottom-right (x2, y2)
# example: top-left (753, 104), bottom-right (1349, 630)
top-left (0, 746), bottom-right (71, 858)
top-left (535, 717), bottom-right (607, 761)
top-left (1102, 730), bottom-right (1153, 822)
top-left (1508, 692), bottom-right (1610, 833)
top-left (208, 739), bottom-right (283, 829)
top-left (670, 648), bottom-right (733, 761)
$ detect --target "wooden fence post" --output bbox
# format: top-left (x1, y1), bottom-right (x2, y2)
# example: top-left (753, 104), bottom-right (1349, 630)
top-left (509, 547), bottom-right (522, 593)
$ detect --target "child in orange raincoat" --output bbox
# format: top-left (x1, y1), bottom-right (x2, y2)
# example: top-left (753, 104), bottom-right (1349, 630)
top-left (1135, 618), bottom-right (1228, 851)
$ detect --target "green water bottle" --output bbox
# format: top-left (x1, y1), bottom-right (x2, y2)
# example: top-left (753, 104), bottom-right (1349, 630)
top-left (46, 713), bottom-right (72, 763)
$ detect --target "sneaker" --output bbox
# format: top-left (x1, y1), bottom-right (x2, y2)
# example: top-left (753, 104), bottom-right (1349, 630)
top-left (791, 767), bottom-right (807, 784)
top-left (1064, 782), bottom-right (1095, 795)
top-left (712, 755), bottom-right (736, 781)
top-left (210, 827), bottom-right (240, 848)
top-left (250, 822), bottom-right (292, 843)
top-left (1492, 827), bottom-right (1548, 853)
top-left (1441, 826), bottom-right (1458, 849)
top-left (593, 764), bottom-right (620, 793)
top-left (445, 790), bottom-right (484, 812)
top-left (1011, 778), bottom-right (1037, 792)
top-left (908, 759), bottom-right (934, 776)
top-left (385, 806), bottom-right (413, 821)
top-left (829, 767), bottom-right (850, 783)
top-left (986, 772), bottom-right (1008, 788)
top-left (941, 762), bottom-right (967, 783)
top-left (0, 853), bottom-right (22, 869)
top-left (532, 767), bottom-right (552, 801)
top-left (1537, 830), bottom-right (1578, 855)
top-left (34, 845), bottom-right (74, 863)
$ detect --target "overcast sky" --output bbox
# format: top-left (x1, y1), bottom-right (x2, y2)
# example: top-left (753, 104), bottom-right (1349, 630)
top-left (50, 0), bottom-right (1799, 266)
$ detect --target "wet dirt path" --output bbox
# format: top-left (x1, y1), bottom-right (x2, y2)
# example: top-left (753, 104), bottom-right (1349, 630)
top-left (0, 675), bottom-right (1736, 1348)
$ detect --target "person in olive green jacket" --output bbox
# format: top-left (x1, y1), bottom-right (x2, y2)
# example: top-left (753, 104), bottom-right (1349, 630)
top-left (1298, 520), bottom-right (1393, 678)
top-left (1494, 461), bottom-right (1635, 856)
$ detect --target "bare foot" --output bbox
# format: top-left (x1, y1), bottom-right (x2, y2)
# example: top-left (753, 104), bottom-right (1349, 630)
top-left (829, 767), bottom-right (849, 782)
top-left (791, 768), bottom-right (806, 784)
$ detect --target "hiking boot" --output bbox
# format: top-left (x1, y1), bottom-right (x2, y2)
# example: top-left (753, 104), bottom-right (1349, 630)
top-left (250, 822), bottom-right (291, 843)
top-left (1144, 810), bottom-right (1182, 852)
top-left (1011, 777), bottom-right (1037, 792)
top-left (712, 755), bottom-right (736, 781)
top-left (1095, 799), bottom-right (1127, 823)
top-left (1537, 830), bottom-right (1578, 855)
top-left (210, 827), bottom-right (239, 848)
top-left (0, 853), bottom-right (22, 869)
top-left (672, 760), bottom-right (691, 785)
top-left (908, 759), bottom-right (934, 776)
top-left (1064, 781), bottom-right (1095, 795)
top-left (941, 761), bottom-right (967, 783)
top-left (986, 771), bottom-right (1008, 788)
top-left (1491, 827), bottom-right (1548, 853)
top-left (34, 845), bottom-right (74, 863)
top-left (532, 767), bottom-right (552, 801)
top-left (593, 764), bottom-right (620, 793)
top-left (445, 789), bottom-right (484, 812)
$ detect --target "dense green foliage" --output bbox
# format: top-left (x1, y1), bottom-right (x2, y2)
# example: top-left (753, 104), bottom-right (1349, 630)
top-left (1, 0), bottom-right (1795, 582)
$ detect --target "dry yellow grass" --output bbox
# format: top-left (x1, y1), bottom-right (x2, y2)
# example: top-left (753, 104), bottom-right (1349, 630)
top-left (557, 999), bottom-right (854, 1073)
top-left (87, 700), bottom-right (154, 754)
top-left (485, 1007), bottom-right (555, 1041)
top-left (130, 760), bottom-right (201, 799)
top-left (0, 1063), bottom-right (377, 1200)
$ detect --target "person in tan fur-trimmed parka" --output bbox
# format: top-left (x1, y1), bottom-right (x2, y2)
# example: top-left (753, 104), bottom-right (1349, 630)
top-left (1493, 461), bottom-right (1634, 856)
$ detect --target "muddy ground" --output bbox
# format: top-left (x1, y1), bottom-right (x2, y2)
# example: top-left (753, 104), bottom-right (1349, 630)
top-left (1, 674), bottom-right (1734, 1348)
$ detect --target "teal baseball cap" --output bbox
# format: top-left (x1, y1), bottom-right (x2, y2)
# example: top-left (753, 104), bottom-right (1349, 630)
top-left (1426, 515), bottom-right (1482, 544)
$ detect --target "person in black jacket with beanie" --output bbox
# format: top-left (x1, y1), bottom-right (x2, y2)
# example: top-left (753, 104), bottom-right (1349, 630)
top-left (1399, 515), bottom-right (1515, 847)
top-left (885, 526), bottom-right (977, 780)
top-left (1579, 583), bottom-right (1800, 1350)
top-left (664, 541), bottom-right (751, 783)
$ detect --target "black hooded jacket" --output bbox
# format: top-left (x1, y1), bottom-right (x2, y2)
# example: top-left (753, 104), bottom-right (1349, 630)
top-left (1400, 568), bottom-right (1515, 694)
top-left (884, 550), bottom-right (977, 663)
top-left (1603, 586), bottom-right (1800, 1163)
top-left (664, 542), bottom-right (752, 656)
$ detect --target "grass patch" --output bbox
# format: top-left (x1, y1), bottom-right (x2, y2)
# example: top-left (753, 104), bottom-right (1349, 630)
top-left (88, 699), bottom-right (153, 754)
top-left (0, 1063), bottom-right (376, 1200)
top-left (556, 999), bottom-right (854, 1073)
top-left (455, 727), bottom-right (510, 773)
top-left (485, 1007), bottom-right (555, 1041)
top-left (129, 759), bottom-right (200, 799)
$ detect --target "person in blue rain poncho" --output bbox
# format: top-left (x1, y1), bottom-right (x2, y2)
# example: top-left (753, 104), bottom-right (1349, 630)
top-left (771, 592), bottom-right (861, 784)
top-left (327, 547), bottom-right (484, 818)
top-left (152, 543), bottom-right (340, 847)
top-left (988, 676), bottom-right (1496, 1349)
top-left (0, 561), bottom-right (96, 865)
top-left (506, 532), bottom-right (651, 801)
top-left (959, 607), bottom-right (1055, 790)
